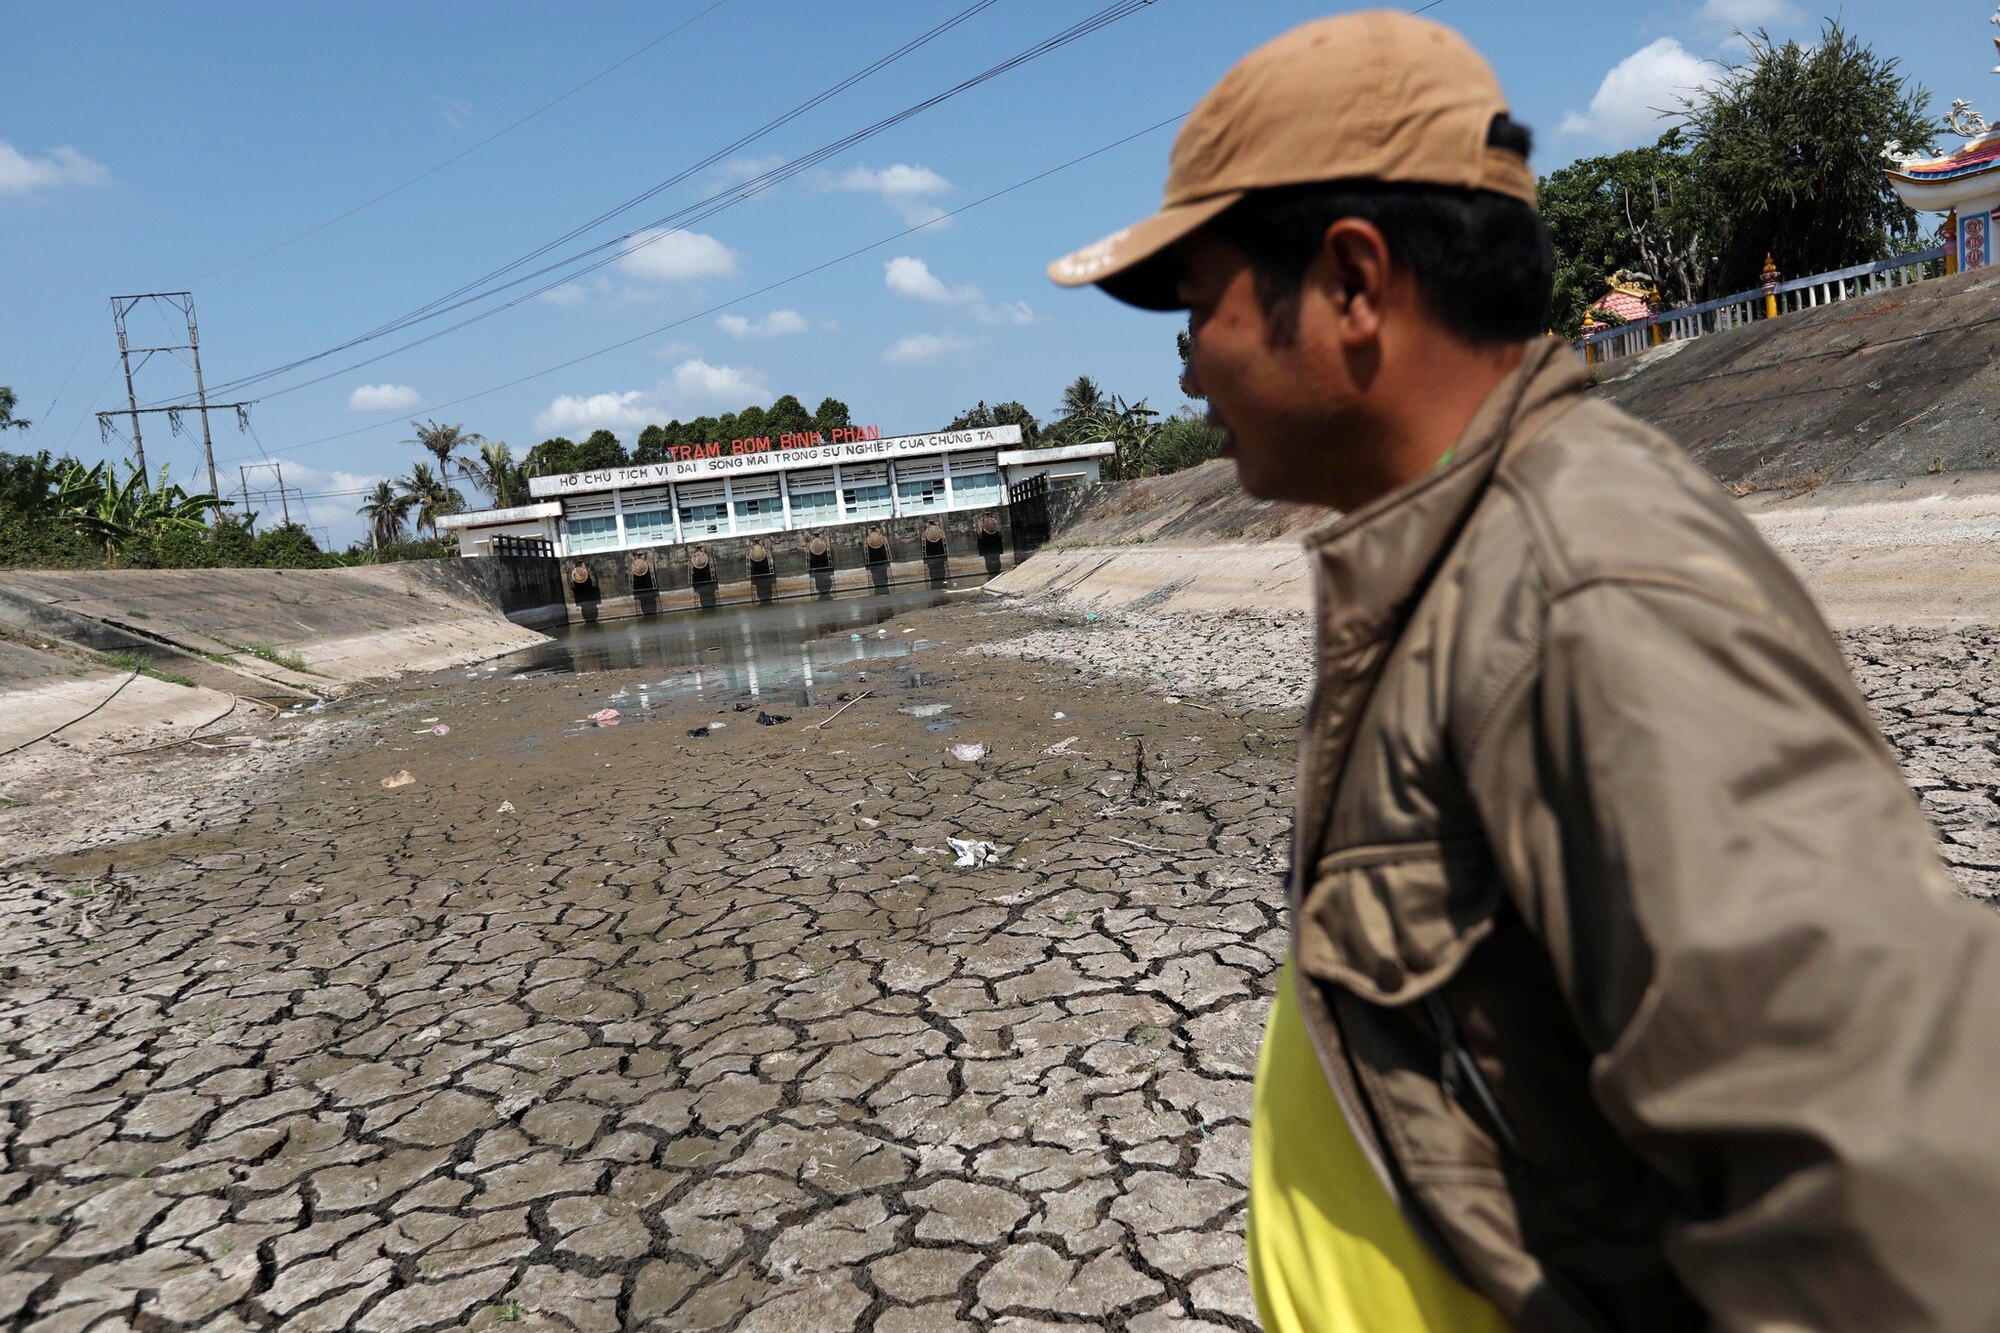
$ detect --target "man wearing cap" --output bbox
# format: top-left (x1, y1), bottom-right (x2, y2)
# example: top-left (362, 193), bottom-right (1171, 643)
top-left (1051, 11), bottom-right (2000, 1331)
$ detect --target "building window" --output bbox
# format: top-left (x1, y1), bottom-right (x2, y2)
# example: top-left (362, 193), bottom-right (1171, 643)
top-left (787, 466), bottom-right (837, 526)
top-left (624, 508), bottom-right (672, 544)
top-left (840, 462), bottom-right (894, 521)
top-left (566, 514), bottom-right (620, 552)
top-left (731, 477), bottom-right (784, 534)
top-left (895, 457), bottom-right (947, 513)
top-left (950, 468), bottom-right (1001, 508)
top-left (675, 480), bottom-right (730, 537)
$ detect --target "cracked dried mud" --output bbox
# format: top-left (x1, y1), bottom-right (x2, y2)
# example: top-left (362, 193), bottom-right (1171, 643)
top-left (2, 597), bottom-right (1995, 1331)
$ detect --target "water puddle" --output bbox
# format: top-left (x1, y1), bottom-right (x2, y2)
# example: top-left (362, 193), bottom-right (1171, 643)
top-left (504, 583), bottom-right (985, 718)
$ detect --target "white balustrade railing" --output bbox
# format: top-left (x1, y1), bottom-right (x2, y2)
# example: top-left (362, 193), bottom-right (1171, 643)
top-left (1574, 246), bottom-right (1949, 365)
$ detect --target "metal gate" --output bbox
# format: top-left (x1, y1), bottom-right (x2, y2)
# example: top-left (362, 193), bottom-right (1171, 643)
top-left (491, 535), bottom-right (564, 612)
top-left (1007, 473), bottom-right (1050, 554)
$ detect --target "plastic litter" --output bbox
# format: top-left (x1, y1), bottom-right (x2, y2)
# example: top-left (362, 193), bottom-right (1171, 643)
top-left (902, 628), bottom-right (916, 634)
top-left (900, 703), bottom-right (953, 718)
top-left (709, 721), bottom-right (727, 730)
top-left (422, 717), bottom-right (440, 724)
top-left (1043, 736), bottom-right (1081, 756)
top-left (1084, 613), bottom-right (1099, 622)
top-left (1052, 711), bottom-right (1067, 720)
top-left (949, 742), bottom-right (989, 762)
top-left (850, 633), bottom-right (863, 641)
top-left (755, 712), bottom-right (790, 726)
top-left (412, 723), bottom-right (450, 736)
top-left (947, 837), bottom-right (1011, 867)
top-left (497, 800), bottom-right (515, 814)
top-left (380, 770), bottom-right (415, 789)
top-left (587, 708), bottom-right (620, 725)
top-left (686, 726), bottom-right (710, 738)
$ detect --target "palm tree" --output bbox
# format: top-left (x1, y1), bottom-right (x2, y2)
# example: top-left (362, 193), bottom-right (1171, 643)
top-left (1057, 375), bottom-right (1107, 422)
top-left (358, 479), bottom-right (413, 549)
top-left (0, 386), bottom-right (29, 432)
top-left (404, 419), bottom-right (484, 481)
top-left (394, 461), bottom-right (461, 538)
top-left (463, 439), bottom-right (531, 509)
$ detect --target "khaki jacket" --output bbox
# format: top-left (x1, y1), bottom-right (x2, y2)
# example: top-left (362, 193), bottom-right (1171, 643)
top-left (1292, 337), bottom-right (2000, 1330)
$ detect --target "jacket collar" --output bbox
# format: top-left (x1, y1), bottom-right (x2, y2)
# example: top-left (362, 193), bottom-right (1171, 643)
top-left (1301, 337), bottom-right (1585, 657)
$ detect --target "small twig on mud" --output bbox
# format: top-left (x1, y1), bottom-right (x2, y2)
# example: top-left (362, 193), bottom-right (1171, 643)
top-left (806, 690), bottom-right (872, 731)
top-left (1108, 835), bottom-right (1174, 855)
top-left (107, 695), bottom-right (245, 757)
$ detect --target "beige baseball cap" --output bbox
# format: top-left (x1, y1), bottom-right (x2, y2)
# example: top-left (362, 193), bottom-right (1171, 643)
top-left (1048, 10), bottom-right (1535, 310)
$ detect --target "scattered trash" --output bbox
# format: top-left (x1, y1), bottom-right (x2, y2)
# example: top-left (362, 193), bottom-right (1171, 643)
top-left (1084, 613), bottom-right (1100, 623)
top-left (1052, 711), bottom-right (1067, 720)
top-left (900, 703), bottom-right (953, 718)
top-left (587, 708), bottom-right (620, 725)
top-left (902, 628), bottom-right (916, 634)
top-left (947, 837), bottom-right (1011, 867)
top-left (380, 770), bottom-right (415, 789)
top-left (858, 816), bottom-right (881, 829)
top-left (807, 690), bottom-right (872, 730)
top-left (412, 723), bottom-right (451, 736)
top-left (850, 633), bottom-right (863, 641)
top-left (756, 712), bottom-right (790, 726)
top-left (686, 726), bottom-right (710, 738)
top-left (305, 700), bottom-right (328, 714)
top-left (876, 629), bottom-right (888, 637)
top-left (949, 742), bottom-right (989, 762)
top-left (710, 721), bottom-right (727, 730)
top-left (422, 717), bottom-right (440, 724)
top-left (497, 800), bottom-right (516, 814)
top-left (1043, 736), bottom-right (1081, 756)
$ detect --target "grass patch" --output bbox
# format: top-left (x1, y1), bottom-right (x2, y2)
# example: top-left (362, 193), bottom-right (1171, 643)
top-left (220, 641), bottom-right (322, 676)
top-left (88, 650), bottom-right (195, 688)
top-left (0, 796), bottom-right (23, 810)
top-left (124, 610), bottom-right (151, 620)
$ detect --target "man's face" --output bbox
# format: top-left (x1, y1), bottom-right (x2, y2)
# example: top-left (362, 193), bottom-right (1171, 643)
top-left (1175, 230), bottom-right (1359, 505)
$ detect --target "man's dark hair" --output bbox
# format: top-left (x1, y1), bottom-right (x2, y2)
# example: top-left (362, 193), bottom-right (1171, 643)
top-left (1210, 117), bottom-right (1553, 346)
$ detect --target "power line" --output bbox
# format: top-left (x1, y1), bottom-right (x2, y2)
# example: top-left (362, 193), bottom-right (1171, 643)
top-left (23, 305), bottom-right (107, 449)
top-left (197, 0), bottom-right (1152, 402)
top-left (191, 0), bottom-right (736, 282)
top-left (218, 110), bottom-right (1188, 466)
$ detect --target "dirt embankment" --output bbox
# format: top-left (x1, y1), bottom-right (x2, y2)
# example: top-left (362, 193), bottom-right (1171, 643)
top-left (1006, 269), bottom-right (2000, 626)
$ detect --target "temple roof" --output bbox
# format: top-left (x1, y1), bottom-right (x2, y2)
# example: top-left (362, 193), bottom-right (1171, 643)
top-left (1888, 135), bottom-right (2000, 182)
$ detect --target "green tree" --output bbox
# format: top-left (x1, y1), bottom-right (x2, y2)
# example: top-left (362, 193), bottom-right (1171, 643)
top-left (463, 440), bottom-right (532, 509)
top-left (1684, 20), bottom-right (1933, 293)
top-left (577, 429), bottom-right (629, 469)
top-left (1148, 407), bottom-right (1227, 475)
top-left (359, 479), bottom-right (413, 548)
top-left (0, 386), bottom-right (29, 433)
top-left (524, 437), bottom-right (579, 476)
top-left (251, 523), bottom-right (329, 569)
top-left (1539, 131), bottom-right (1707, 335)
top-left (766, 394), bottom-right (815, 439)
top-left (813, 397), bottom-right (853, 438)
top-left (1056, 375), bottom-right (1107, 422)
top-left (945, 400), bottom-right (1042, 447)
top-left (405, 419), bottom-right (485, 482)
top-left (395, 461), bottom-right (459, 538)
top-left (209, 516), bottom-right (256, 566)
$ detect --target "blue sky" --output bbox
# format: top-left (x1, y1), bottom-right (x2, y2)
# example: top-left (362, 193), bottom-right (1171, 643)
top-left (0, 0), bottom-right (1974, 546)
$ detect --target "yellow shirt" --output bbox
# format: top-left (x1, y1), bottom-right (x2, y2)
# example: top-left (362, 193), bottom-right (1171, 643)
top-left (1249, 960), bottom-right (1513, 1333)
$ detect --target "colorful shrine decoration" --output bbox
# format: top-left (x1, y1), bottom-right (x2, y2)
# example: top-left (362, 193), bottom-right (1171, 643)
top-left (1882, 8), bottom-right (2000, 273)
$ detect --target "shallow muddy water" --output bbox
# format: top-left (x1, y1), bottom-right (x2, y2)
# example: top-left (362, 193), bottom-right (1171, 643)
top-left (498, 582), bottom-right (987, 710)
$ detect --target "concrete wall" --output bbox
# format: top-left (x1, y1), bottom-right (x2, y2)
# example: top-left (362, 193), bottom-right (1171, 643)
top-left (554, 506), bottom-right (1015, 624)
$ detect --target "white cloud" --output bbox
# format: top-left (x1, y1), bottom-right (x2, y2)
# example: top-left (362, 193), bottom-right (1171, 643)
top-left (711, 154), bottom-right (786, 190)
top-left (533, 390), bottom-right (656, 439)
top-left (347, 383), bottom-right (423, 413)
top-left (885, 257), bottom-right (1032, 325)
top-left (0, 138), bottom-right (110, 198)
top-left (433, 96), bottom-right (473, 129)
top-left (665, 358), bottom-right (769, 406)
top-left (1559, 38), bottom-right (1719, 145)
top-left (616, 228), bottom-right (739, 281)
top-left (976, 299), bottom-right (1035, 327)
top-left (833, 163), bottom-right (953, 226)
top-left (716, 308), bottom-right (809, 338)
top-left (539, 283), bottom-right (592, 307)
top-left (884, 256), bottom-right (979, 304)
top-left (531, 359), bottom-right (771, 440)
top-left (1697, 0), bottom-right (1799, 26)
top-left (884, 332), bottom-right (971, 364)
top-left (652, 340), bottom-right (700, 361)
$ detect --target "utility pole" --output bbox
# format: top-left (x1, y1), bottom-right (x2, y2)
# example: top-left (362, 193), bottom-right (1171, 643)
top-left (96, 292), bottom-right (252, 505)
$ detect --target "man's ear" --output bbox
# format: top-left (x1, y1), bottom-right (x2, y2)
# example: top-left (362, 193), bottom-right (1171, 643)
top-left (1317, 218), bottom-right (1390, 345)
